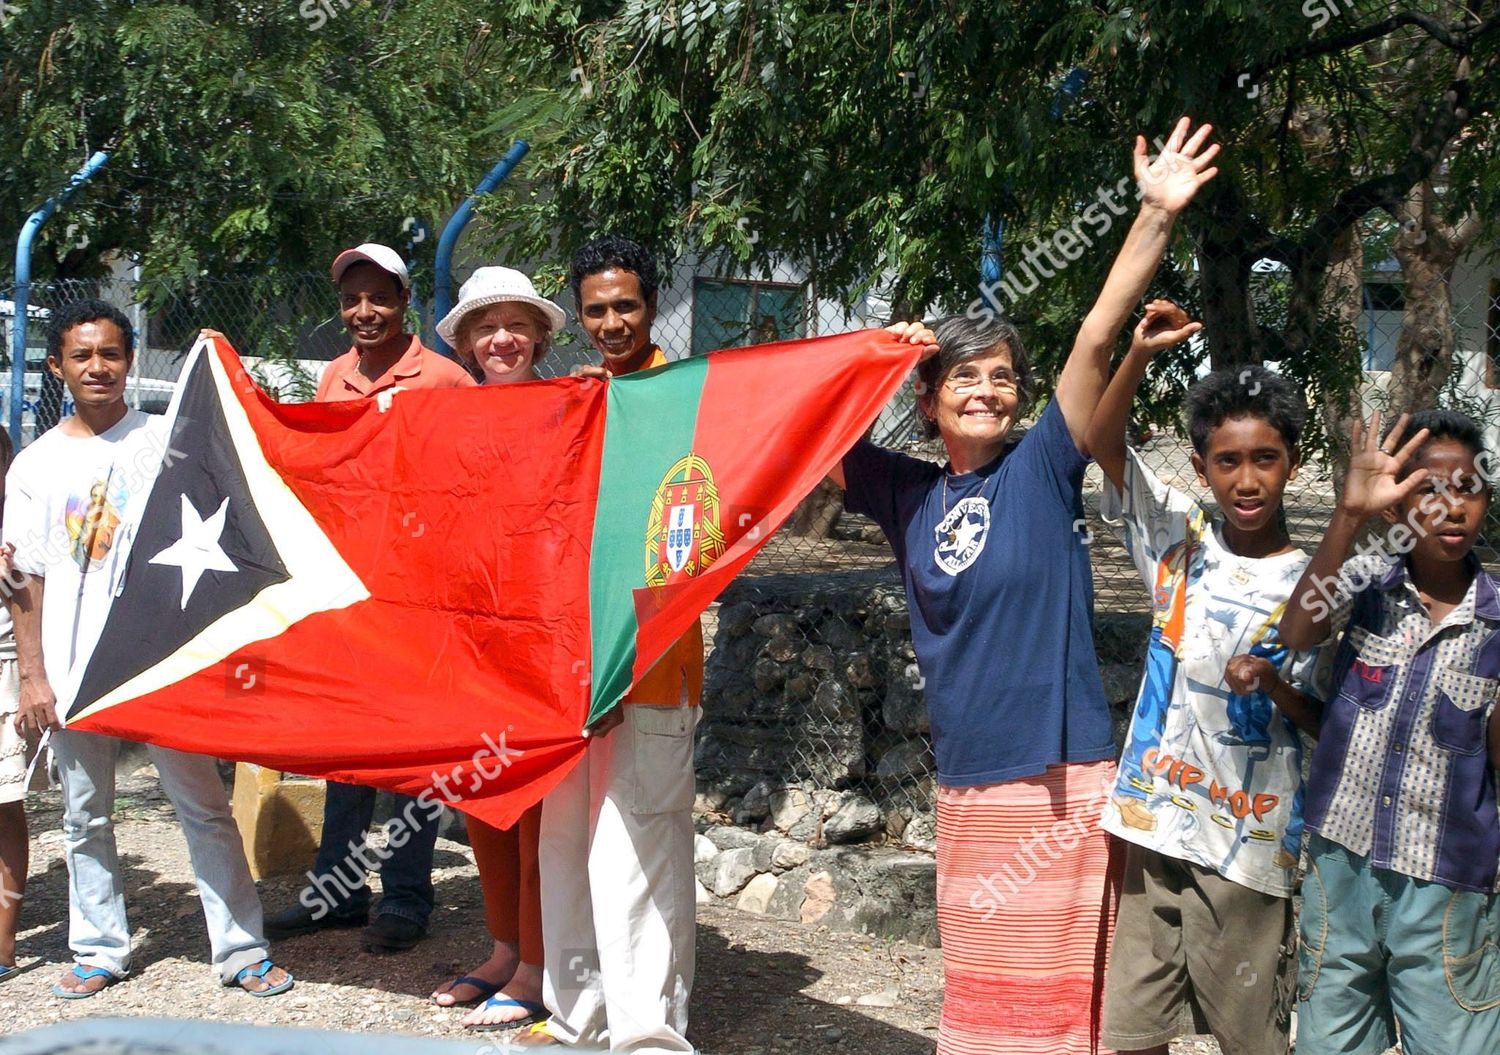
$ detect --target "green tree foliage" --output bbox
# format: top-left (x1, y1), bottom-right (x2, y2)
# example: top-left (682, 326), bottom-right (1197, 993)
top-left (479, 1), bottom-right (1499, 452)
top-left (0, 0), bottom-right (521, 286)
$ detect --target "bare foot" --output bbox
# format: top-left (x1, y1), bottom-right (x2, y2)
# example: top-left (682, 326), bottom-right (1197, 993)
top-left (53, 966), bottom-right (116, 997)
top-left (235, 962), bottom-right (292, 995)
top-left (433, 941), bottom-right (519, 1007)
top-left (462, 961), bottom-right (545, 1029)
top-left (513, 1021), bottom-right (561, 1046)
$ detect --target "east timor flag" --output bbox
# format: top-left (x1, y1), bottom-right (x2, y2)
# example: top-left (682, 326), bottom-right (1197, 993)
top-left (58, 330), bottom-right (917, 827)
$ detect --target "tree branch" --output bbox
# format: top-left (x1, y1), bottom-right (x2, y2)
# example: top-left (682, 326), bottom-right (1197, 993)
top-left (1300, 63), bottom-right (1477, 274)
top-left (1233, 8), bottom-right (1499, 83)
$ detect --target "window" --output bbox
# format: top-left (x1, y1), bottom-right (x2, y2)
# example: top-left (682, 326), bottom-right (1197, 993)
top-left (691, 279), bottom-right (808, 357)
top-left (1362, 280), bottom-right (1403, 372)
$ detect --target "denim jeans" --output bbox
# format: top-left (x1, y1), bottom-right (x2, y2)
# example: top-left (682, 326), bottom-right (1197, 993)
top-left (308, 781), bottom-right (440, 926)
top-left (1298, 832), bottom-right (1500, 1055)
top-left (52, 728), bottom-right (268, 983)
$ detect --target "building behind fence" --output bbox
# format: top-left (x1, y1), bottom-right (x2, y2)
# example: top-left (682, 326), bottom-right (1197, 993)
top-left (5, 242), bottom-right (1500, 847)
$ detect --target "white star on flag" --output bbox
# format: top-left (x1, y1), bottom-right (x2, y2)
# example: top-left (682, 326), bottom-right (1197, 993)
top-left (150, 494), bottom-right (239, 609)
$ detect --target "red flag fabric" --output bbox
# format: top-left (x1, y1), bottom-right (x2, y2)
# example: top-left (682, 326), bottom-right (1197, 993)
top-left (60, 330), bottom-right (917, 827)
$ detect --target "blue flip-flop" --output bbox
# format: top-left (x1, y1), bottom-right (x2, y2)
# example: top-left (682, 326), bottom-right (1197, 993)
top-left (231, 959), bottom-right (295, 998)
top-left (435, 974), bottom-right (503, 1007)
top-left (52, 963), bottom-right (119, 999)
top-left (0, 963), bottom-right (18, 984)
top-left (465, 995), bottom-right (549, 1033)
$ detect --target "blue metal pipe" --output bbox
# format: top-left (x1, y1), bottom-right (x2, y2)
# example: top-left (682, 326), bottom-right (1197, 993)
top-left (980, 215), bottom-right (1003, 313)
top-left (981, 65), bottom-right (1087, 309)
top-left (10, 150), bottom-right (110, 447)
top-left (432, 141), bottom-right (530, 356)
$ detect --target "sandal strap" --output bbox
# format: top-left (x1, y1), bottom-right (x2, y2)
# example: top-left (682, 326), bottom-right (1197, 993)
top-left (236, 959), bottom-right (275, 982)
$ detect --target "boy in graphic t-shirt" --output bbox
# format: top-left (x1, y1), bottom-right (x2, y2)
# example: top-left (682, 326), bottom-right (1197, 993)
top-left (1085, 301), bottom-right (1326, 1055)
top-left (5, 300), bottom-right (291, 999)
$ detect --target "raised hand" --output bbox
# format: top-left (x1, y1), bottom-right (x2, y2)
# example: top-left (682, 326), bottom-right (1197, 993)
top-left (1340, 410), bottom-right (1431, 518)
top-left (1130, 299), bottom-right (1200, 357)
top-left (885, 320), bottom-right (939, 362)
top-left (1135, 117), bottom-right (1221, 216)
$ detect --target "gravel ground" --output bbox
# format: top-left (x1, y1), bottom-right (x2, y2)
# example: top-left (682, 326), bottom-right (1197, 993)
top-left (2, 768), bottom-right (1249, 1053)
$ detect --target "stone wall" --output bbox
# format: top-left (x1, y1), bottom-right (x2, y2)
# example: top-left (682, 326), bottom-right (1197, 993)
top-left (691, 568), bottom-right (1150, 944)
top-left (695, 567), bottom-right (1148, 847)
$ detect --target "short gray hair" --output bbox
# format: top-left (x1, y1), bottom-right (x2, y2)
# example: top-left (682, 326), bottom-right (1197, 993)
top-left (914, 315), bottom-right (1035, 438)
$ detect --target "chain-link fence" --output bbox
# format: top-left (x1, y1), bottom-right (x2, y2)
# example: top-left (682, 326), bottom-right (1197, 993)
top-left (8, 243), bottom-right (1497, 847)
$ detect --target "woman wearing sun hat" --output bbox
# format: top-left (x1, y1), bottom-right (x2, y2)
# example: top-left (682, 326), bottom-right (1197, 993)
top-left (428, 266), bottom-right (565, 1033)
top-left (437, 266), bottom-right (567, 386)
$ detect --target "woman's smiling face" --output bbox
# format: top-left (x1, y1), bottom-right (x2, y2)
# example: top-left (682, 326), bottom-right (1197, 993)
top-left (463, 303), bottom-right (548, 385)
top-left (928, 348), bottom-right (1021, 450)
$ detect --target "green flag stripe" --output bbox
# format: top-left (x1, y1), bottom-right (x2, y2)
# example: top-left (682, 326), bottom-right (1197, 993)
top-left (587, 356), bottom-right (709, 724)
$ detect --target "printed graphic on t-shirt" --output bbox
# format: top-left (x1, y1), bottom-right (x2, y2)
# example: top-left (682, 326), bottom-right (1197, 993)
top-left (1100, 449), bottom-right (1320, 897)
top-left (933, 496), bottom-right (989, 575)
top-left (65, 473), bottom-right (128, 571)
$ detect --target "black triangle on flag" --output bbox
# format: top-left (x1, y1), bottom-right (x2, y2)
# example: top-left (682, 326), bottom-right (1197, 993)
top-left (62, 340), bottom-right (369, 724)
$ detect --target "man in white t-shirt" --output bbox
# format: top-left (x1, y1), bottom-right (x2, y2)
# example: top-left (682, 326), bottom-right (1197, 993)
top-left (5, 300), bottom-right (292, 999)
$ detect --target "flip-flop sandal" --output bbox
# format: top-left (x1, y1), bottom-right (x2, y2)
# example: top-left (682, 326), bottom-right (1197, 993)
top-left (0, 963), bottom-right (19, 985)
top-left (433, 974), bottom-right (503, 1007)
top-left (52, 963), bottom-right (119, 999)
top-left (231, 959), bottom-right (295, 998)
top-left (465, 995), bottom-right (549, 1033)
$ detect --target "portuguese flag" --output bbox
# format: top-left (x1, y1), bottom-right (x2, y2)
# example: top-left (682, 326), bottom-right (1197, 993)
top-left (58, 330), bottom-right (917, 826)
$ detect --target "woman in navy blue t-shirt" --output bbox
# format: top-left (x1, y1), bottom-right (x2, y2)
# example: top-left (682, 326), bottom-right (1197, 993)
top-left (832, 119), bottom-right (1220, 1055)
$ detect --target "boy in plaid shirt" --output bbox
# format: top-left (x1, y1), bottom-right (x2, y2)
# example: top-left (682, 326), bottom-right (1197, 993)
top-left (1282, 408), bottom-right (1500, 1055)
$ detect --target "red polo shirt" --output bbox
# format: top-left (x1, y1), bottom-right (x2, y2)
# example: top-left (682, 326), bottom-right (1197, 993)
top-left (315, 335), bottom-right (476, 402)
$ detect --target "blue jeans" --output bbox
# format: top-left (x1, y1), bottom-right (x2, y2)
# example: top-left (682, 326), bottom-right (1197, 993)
top-left (52, 729), bottom-right (268, 983)
top-left (309, 782), bottom-right (440, 927)
top-left (1298, 833), bottom-right (1500, 1055)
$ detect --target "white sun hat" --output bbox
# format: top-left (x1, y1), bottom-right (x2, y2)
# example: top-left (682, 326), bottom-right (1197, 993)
top-left (330, 243), bottom-right (411, 290)
top-left (436, 266), bottom-right (568, 343)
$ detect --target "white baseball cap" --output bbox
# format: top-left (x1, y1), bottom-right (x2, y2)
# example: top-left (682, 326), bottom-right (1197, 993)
top-left (330, 243), bottom-right (411, 291)
top-left (436, 266), bottom-right (567, 343)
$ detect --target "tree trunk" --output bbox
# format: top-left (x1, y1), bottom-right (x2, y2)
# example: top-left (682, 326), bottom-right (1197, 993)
top-left (1388, 183), bottom-right (1479, 418)
top-left (1312, 224), bottom-right (1367, 489)
top-left (785, 479), bottom-right (844, 538)
top-left (1196, 238), bottom-right (1261, 371)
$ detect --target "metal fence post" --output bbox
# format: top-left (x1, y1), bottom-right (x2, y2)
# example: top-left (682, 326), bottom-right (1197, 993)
top-left (432, 141), bottom-right (530, 359)
top-left (9, 150), bottom-right (109, 447)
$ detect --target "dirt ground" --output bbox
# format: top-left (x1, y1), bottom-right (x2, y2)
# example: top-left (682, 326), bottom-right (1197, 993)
top-left (0, 768), bottom-right (1241, 1053)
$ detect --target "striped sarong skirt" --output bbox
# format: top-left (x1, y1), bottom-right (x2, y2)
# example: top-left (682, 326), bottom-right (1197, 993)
top-left (936, 760), bottom-right (1122, 1055)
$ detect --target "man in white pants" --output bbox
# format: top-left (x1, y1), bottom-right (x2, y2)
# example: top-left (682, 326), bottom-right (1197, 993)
top-left (522, 237), bottom-right (702, 1052)
top-left (6, 300), bottom-right (291, 998)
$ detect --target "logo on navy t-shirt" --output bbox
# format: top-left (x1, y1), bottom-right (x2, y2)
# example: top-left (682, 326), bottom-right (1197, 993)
top-left (934, 496), bottom-right (990, 575)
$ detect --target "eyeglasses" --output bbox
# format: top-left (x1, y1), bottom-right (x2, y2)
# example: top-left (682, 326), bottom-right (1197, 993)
top-left (944, 368), bottom-right (1019, 395)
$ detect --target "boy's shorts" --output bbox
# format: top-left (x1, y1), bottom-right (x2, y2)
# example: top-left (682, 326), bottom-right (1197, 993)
top-left (1298, 832), bottom-right (1500, 1055)
top-left (0, 659), bottom-right (32, 805)
top-left (1102, 840), bottom-right (1295, 1055)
